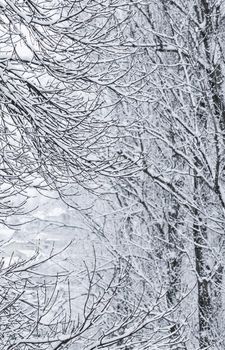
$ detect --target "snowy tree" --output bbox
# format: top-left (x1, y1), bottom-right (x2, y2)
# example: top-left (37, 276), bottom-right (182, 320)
top-left (0, 244), bottom-right (134, 350)
top-left (1, 0), bottom-right (225, 349)
top-left (92, 1), bottom-right (225, 349)
top-left (0, 0), bottom-right (135, 221)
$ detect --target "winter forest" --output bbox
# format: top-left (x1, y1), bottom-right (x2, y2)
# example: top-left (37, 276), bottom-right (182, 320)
top-left (1, 0), bottom-right (225, 349)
